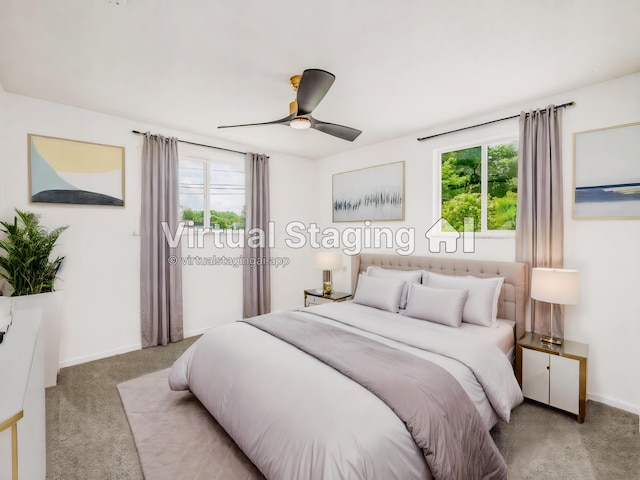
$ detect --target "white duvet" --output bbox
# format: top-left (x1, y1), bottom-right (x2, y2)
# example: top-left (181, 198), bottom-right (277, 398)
top-left (169, 302), bottom-right (522, 480)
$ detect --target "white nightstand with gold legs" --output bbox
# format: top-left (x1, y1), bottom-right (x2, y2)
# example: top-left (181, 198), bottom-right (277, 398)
top-left (516, 332), bottom-right (588, 423)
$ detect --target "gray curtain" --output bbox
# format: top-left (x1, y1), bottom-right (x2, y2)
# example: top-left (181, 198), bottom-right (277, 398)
top-left (243, 152), bottom-right (271, 318)
top-left (515, 106), bottom-right (564, 338)
top-left (140, 133), bottom-right (183, 347)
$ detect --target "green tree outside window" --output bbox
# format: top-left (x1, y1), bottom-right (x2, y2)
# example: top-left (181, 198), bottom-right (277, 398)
top-left (441, 141), bottom-right (517, 232)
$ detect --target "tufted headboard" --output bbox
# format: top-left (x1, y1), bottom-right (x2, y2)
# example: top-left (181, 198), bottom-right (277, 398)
top-left (351, 253), bottom-right (528, 340)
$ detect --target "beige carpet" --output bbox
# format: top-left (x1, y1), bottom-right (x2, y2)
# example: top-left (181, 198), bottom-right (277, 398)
top-left (117, 369), bottom-right (265, 480)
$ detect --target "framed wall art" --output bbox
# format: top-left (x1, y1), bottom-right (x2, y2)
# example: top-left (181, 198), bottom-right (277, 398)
top-left (332, 161), bottom-right (404, 222)
top-left (28, 134), bottom-right (125, 206)
top-left (573, 122), bottom-right (640, 219)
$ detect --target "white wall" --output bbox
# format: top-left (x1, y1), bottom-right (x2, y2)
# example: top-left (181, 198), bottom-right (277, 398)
top-left (1, 72), bottom-right (638, 415)
top-left (561, 73), bottom-right (640, 415)
top-left (0, 82), bottom-right (6, 221)
top-left (316, 72), bottom-right (640, 415)
top-left (0, 91), bottom-right (316, 366)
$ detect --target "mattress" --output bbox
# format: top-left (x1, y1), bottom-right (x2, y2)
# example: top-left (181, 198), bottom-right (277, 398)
top-left (459, 318), bottom-right (516, 357)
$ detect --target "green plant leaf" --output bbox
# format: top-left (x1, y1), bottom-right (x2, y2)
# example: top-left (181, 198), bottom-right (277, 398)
top-left (0, 209), bottom-right (68, 296)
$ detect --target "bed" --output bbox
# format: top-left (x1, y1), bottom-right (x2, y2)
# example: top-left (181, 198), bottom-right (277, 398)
top-left (169, 253), bottom-right (527, 480)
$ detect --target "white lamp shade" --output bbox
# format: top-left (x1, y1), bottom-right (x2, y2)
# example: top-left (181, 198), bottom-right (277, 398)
top-left (315, 251), bottom-right (342, 270)
top-left (531, 268), bottom-right (579, 305)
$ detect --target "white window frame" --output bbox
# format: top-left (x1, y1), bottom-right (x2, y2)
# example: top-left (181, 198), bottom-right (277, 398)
top-left (433, 134), bottom-right (518, 238)
top-left (178, 153), bottom-right (245, 231)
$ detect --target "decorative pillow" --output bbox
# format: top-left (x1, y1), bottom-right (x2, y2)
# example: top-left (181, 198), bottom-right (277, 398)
top-left (424, 272), bottom-right (504, 327)
top-left (366, 266), bottom-right (424, 309)
top-left (403, 283), bottom-right (468, 327)
top-left (352, 274), bottom-right (406, 313)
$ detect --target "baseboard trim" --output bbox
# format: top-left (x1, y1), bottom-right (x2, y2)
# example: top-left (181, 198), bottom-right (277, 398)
top-left (588, 394), bottom-right (639, 416)
top-left (184, 326), bottom-right (212, 337)
top-left (58, 331), bottom-right (206, 369)
top-left (59, 343), bottom-right (142, 369)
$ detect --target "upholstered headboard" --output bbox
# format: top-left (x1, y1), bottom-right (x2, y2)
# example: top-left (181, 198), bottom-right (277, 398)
top-left (351, 253), bottom-right (528, 340)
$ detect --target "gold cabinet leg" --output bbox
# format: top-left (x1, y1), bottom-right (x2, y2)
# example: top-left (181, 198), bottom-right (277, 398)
top-left (1, 411), bottom-right (23, 480)
top-left (11, 423), bottom-right (18, 480)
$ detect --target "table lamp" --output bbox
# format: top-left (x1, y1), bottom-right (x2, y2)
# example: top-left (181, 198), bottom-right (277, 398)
top-left (315, 251), bottom-right (342, 296)
top-left (531, 267), bottom-right (579, 346)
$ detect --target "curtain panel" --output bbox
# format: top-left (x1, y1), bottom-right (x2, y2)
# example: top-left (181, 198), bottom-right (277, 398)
top-left (515, 106), bottom-right (564, 338)
top-left (243, 153), bottom-right (271, 318)
top-left (140, 133), bottom-right (184, 347)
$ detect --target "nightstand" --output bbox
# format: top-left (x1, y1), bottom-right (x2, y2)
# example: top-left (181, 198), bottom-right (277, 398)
top-left (304, 289), bottom-right (352, 307)
top-left (516, 332), bottom-right (588, 423)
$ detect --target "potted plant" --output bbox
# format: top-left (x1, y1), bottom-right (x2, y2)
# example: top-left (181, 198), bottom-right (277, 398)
top-left (0, 209), bottom-right (68, 386)
top-left (0, 209), bottom-right (68, 296)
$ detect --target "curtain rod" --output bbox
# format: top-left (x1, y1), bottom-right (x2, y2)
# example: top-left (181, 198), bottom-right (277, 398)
top-left (131, 130), bottom-right (246, 155)
top-left (416, 101), bottom-right (575, 142)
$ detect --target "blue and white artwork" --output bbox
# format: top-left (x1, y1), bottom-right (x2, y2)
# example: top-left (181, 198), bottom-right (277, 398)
top-left (573, 123), bottom-right (640, 219)
top-left (333, 161), bottom-right (404, 222)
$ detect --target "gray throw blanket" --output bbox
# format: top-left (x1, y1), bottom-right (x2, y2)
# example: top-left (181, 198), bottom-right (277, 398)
top-left (242, 313), bottom-right (507, 480)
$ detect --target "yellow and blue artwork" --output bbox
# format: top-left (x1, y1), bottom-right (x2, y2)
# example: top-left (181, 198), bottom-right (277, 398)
top-left (28, 134), bottom-right (125, 206)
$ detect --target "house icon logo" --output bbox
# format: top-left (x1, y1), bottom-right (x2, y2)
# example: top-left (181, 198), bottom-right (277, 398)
top-left (424, 217), bottom-right (475, 254)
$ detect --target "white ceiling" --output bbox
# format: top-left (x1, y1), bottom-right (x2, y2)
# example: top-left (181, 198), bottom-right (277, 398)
top-left (1, 0), bottom-right (639, 159)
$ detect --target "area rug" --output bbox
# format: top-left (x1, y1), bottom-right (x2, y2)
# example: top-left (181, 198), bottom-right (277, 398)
top-left (117, 369), bottom-right (265, 480)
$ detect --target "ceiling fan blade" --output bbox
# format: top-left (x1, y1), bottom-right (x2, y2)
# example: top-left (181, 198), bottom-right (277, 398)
top-left (218, 114), bottom-right (294, 129)
top-left (296, 69), bottom-right (335, 115)
top-left (311, 118), bottom-right (362, 142)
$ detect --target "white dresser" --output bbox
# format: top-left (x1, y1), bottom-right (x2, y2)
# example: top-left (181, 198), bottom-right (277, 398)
top-left (0, 307), bottom-right (46, 480)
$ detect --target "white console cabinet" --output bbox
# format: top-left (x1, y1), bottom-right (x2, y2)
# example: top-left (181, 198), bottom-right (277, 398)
top-left (516, 332), bottom-right (588, 423)
top-left (0, 307), bottom-right (46, 480)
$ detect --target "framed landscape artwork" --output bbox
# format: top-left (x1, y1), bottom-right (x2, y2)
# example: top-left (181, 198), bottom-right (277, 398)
top-left (28, 134), bottom-right (125, 206)
top-left (573, 122), bottom-right (640, 219)
top-left (332, 161), bottom-right (404, 222)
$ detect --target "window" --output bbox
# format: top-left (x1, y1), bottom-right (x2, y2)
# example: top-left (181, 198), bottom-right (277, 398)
top-left (179, 155), bottom-right (245, 229)
top-left (438, 138), bottom-right (518, 233)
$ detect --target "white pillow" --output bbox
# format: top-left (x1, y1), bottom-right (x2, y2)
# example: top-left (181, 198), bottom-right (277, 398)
top-left (366, 266), bottom-right (424, 309)
top-left (403, 283), bottom-right (468, 327)
top-left (352, 274), bottom-right (405, 313)
top-left (424, 272), bottom-right (504, 327)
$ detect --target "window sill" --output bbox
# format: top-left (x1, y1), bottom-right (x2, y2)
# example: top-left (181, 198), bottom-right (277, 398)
top-left (429, 231), bottom-right (515, 240)
top-left (180, 228), bottom-right (245, 235)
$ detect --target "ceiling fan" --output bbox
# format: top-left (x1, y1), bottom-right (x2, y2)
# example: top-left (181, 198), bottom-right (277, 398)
top-left (218, 69), bottom-right (362, 142)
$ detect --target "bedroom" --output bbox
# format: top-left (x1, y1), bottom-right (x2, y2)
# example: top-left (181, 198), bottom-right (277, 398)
top-left (0, 0), bottom-right (638, 479)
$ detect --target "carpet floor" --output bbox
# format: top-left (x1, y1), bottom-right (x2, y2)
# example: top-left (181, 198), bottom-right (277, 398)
top-left (47, 336), bottom-right (640, 479)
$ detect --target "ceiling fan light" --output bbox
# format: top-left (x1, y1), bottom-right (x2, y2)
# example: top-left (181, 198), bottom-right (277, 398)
top-left (290, 117), bottom-right (311, 130)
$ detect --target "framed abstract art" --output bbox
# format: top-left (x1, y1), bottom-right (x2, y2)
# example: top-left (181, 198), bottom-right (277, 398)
top-left (28, 134), bottom-right (125, 206)
top-left (573, 122), bottom-right (640, 219)
top-left (332, 161), bottom-right (404, 222)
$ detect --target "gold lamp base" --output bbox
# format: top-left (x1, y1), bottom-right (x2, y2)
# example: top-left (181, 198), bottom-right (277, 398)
top-left (322, 270), bottom-right (333, 296)
top-left (540, 300), bottom-right (563, 346)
